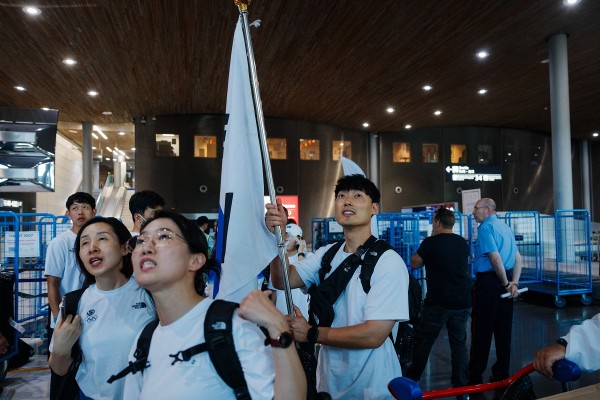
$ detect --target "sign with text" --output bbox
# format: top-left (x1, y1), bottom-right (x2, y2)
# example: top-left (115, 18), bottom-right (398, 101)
top-left (5, 231), bottom-right (40, 258)
top-left (264, 195), bottom-right (300, 224)
top-left (445, 165), bottom-right (502, 182)
top-left (461, 189), bottom-right (481, 215)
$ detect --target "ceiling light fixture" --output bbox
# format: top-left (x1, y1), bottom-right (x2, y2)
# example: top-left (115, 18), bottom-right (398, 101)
top-left (593, 132), bottom-right (599, 137)
top-left (362, 122), bottom-right (370, 128)
top-left (478, 89), bottom-right (488, 95)
top-left (23, 6), bottom-right (41, 15)
top-left (68, 129), bottom-right (77, 133)
top-left (91, 133), bottom-right (98, 139)
top-left (92, 146), bottom-right (96, 150)
top-left (563, 0), bottom-right (580, 5)
top-left (102, 111), bottom-right (112, 115)
top-left (422, 85), bottom-right (432, 91)
top-left (476, 50), bottom-right (489, 59)
top-left (63, 58), bottom-right (77, 66)
top-left (434, 110), bottom-right (442, 116)
top-left (14, 86), bottom-right (26, 91)
top-left (131, 147), bottom-right (136, 151)
top-left (386, 107), bottom-right (395, 113)
top-left (405, 124), bottom-right (412, 130)
top-left (106, 147), bottom-right (112, 153)
top-left (87, 90), bottom-right (99, 97)
top-left (41, 107), bottom-right (50, 111)
top-left (93, 126), bottom-right (108, 139)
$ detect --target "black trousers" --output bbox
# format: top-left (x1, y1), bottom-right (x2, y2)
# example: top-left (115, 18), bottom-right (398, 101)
top-left (468, 270), bottom-right (514, 384)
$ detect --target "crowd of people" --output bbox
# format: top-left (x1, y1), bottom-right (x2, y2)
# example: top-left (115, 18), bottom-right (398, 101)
top-left (0, 174), bottom-right (597, 399)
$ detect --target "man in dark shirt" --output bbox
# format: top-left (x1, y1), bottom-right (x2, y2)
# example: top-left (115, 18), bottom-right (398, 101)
top-left (405, 208), bottom-right (472, 391)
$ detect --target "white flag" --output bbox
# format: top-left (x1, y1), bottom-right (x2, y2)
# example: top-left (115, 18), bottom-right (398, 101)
top-left (215, 18), bottom-right (277, 302)
top-left (340, 156), bottom-right (379, 237)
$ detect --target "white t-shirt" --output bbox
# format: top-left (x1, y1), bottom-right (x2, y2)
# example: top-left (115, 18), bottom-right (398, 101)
top-left (564, 312), bottom-right (600, 371)
top-left (50, 277), bottom-right (156, 400)
top-left (123, 298), bottom-right (276, 400)
top-left (295, 242), bottom-right (409, 400)
top-left (44, 230), bottom-right (84, 328)
top-left (268, 253), bottom-right (310, 316)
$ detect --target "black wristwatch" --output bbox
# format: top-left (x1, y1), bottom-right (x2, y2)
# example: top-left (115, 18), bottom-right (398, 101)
top-left (307, 325), bottom-right (319, 344)
top-left (265, 331), bottom-right (293, 349)
top-left (298, 252), bottom-right (306, 258)
top-left (556, 338), bottom-right (568, 348)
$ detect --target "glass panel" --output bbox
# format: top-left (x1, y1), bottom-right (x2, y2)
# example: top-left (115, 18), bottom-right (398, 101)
top-left (155, 134), bottom-right (180, 157)
top-left (267, 138), bottom-right (287, 160)
top-left (393, 142), bottom-right (411, 163)
top-left (422, 143), bottom-right (439, 163)
top-left (450, 144), bottom-right (467, 164)
top-left (194, 135), bottom-right (217, 158)
top-left (332, 140), bottom-right (352, 161)
top-left (299, 139), bottom-right (320, 160)
top-left (477, 144), bottom-right (493, 164)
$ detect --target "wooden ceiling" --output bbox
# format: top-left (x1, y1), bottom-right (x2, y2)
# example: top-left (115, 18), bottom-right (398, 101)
top-left (1, 0), bottom-right (599, 160)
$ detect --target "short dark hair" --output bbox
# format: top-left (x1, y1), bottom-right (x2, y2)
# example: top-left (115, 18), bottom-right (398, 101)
top-left (434, 208), bottom-right (455, 229)
top-left (75, 217), bottom-right (133, 286)
top-left (129, 190), bottom-right (165, 220)
top-left (196, 216), bottom-right (209, 226)
top-left (66, 192), bottom-right (96, 210)
top-left (334, 174), bottom-right (380, 204)
top-left (142, 210), bottom-right (212, 295)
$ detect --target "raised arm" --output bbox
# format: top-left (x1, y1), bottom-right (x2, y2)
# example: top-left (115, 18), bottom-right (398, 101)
top-left (48, 314), bottom-right (82, 376)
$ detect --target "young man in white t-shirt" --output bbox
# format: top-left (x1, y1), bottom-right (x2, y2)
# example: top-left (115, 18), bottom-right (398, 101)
top-left (128, 190), bottom-right (165, 236)
top-left (266, 174), bottom-right (409, 399)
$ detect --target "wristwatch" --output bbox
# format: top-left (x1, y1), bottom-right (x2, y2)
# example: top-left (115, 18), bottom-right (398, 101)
top-left (307, 325), bottom-right (319, 344)
top-left (298, 252), bottom-right (306, 258)
top-left (556, 338), bottom-right (568, 348)
top-left (265, 331), bottom-right (293, 348)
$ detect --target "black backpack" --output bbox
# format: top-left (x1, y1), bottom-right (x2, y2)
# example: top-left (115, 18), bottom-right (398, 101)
top-left (317, 239), bottom-right (423, 325)
top-left (108, 299), bottom-right (253, 400)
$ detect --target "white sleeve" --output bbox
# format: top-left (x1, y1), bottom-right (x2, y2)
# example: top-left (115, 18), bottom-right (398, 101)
top-left (44, 237), bottom-right (66, 278)
top-left (564, 313), bottom-right (600, 371)
top-left (294, 244), bottom-right (335, 289)
top-left (364, 250), bottom-right (410, 322)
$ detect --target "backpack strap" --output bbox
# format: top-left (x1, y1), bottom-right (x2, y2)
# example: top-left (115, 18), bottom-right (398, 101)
top-left (63, 288), bottom-right (87, 367)
top-left (204, 300), bottom-right (251, 400)
top-left (358, 240), bottom-right (394, 293)
top-left (107, 319), bottom-right (159, 383)
top-left (319, 241), bottom-right (344, 282)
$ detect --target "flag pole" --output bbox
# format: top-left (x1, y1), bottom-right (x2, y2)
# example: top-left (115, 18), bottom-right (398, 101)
top-left (234, 0), bottom-right (295, 315)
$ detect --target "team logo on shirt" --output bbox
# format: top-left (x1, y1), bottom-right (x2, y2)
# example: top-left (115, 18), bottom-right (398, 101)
top-left (85, 309), bottom-right (98, 323)
top-left (132, 302), bottom-right (147, 309)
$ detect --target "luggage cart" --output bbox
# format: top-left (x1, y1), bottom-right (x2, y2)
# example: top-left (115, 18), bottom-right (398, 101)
top-left (389, 359), bottom-right (581, 399)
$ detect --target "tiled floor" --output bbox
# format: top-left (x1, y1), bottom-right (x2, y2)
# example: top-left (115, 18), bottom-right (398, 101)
top-left (1, 293), bottom-right (600, 399)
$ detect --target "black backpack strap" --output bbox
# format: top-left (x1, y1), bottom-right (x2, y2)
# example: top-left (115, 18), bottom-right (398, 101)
top-left (63, 288), bottom-right (87, 367)
top-left (358, 240), bottom-right (394, 293)
top-left (107, 319), bottom-right (159, 383)
top-left (204, 300), bottom-right (251, 400)
top-left (319, 241), bottom-right (344, 282)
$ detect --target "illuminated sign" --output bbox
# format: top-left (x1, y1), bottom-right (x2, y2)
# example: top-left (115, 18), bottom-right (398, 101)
top-left (0, 198), bottom-right (22, 208)
top-left (445, 165), bottom-right (502, 182)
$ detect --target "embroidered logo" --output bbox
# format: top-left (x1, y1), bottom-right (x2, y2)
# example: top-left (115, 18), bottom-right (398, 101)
top-left (132, 302), bottom-right (147, 309)
top-left (85, 309), bottom-right (98, 323)
top-left (211, 321), bottom-right (226, 330)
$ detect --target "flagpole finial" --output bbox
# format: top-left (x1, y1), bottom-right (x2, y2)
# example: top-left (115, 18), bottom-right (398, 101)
top-left (234, 0), bottom-right (251, 12)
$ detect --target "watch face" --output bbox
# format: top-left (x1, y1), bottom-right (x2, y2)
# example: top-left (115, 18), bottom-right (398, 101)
top-left (278, 331), bottom-right (293, 348)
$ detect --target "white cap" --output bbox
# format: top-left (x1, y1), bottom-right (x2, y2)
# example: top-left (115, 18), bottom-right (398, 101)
top-left (286, 223), bottom-right (302, 238)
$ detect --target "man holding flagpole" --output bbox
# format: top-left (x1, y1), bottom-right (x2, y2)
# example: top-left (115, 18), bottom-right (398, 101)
top-left (266, 174), bottom-right (409, 399)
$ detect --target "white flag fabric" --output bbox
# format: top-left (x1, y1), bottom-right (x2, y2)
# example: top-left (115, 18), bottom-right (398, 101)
top-left (340, 156), bottom-right (379, 237)
top-left (215, 18), bottom-right (278, 302)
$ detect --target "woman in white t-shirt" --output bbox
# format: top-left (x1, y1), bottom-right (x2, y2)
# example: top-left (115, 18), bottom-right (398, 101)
top-left (122, 210), bottom-right (306, 399)
top-left (49, 217), bottom-right (156, 400)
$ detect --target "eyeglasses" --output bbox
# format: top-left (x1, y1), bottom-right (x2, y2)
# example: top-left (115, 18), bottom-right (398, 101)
top-left (128, 228), bottom-right (186, 253)
top-left (473, 206), bottom-right (489, 210)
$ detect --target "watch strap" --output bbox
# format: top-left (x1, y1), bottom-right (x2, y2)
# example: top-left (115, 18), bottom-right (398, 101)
top-left (556, 338), bottom-right (568, 348)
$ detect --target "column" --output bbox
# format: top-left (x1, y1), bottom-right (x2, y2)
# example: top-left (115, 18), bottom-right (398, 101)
top-left (82, 122), bottom-right (94, 194)
top-left (581, 140), bottom-right (591, 213)
top-left (368, 132), bottom-right (380, 192)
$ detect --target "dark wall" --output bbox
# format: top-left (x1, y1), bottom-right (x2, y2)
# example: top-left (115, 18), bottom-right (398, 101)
top-left (134, 115), bottom-right (595, 236)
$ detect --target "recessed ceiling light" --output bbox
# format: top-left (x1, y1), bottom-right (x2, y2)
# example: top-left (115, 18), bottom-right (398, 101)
top-left (478, 89), bottom-right (488, 95)
top-left (106, 147), bottom-right (113, 153)
top-left (434, 110), bottom-right (442, 116)
top-left (405, 124), bottom-right (412, 130)
top-left (118, 131), bottom-right (125, 136)
top-left (563, 0), bottom-right (580, 5)
top-left (422, 85), bottom-right (432, 91)
top-left (541, 59), bottom-right (549, 64)
top-left (362, 122), bottom-right (370, 128)
top-left (105, 157), bottom-right (111, 161)
top-left (69, 129), bottom-right (77, 133)
top-left (14, 86), bottom-right (26, 91)
top-left (63, 58), bottom-right (77, 66)
top-left (87, 90), bottom-right (99, 96)
top-left (131, 147), bottom-right (136, 151)
top-left (41, 107), bottom-right (50, 111)
top-left (23, 6), bottom-right (41, 15)
top-left (593, 132), bottom-right (599, 137)
top-left (476, 50), bottom-right (489, 59)
top-left (92, 146), bottom-right (96, 150)
top-left (386, 107), bottom-right (395, 113)
top-left (102, 111), bottom-right (112, 115)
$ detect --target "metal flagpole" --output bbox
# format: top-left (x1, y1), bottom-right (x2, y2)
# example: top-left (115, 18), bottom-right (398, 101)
top-left (234, 0), bottom-right (295, 315)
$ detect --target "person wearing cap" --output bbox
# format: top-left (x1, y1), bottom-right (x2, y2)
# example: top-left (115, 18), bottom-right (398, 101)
top-left (268, 223), bottom-right (310, 316)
